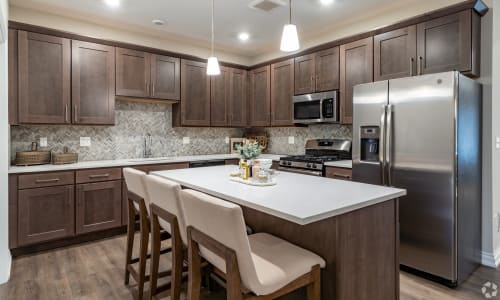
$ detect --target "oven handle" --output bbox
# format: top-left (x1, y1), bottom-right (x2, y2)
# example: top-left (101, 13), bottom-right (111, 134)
top-left (279, 166), bottom-right (322, 176)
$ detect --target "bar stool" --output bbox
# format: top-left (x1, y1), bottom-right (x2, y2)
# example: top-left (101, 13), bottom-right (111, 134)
top-left (144, 174), bottom-right (187, 300)
top-left (180, 189), bottom-right (325, 300)
top-left (123, 168), bottom-right (171, 300)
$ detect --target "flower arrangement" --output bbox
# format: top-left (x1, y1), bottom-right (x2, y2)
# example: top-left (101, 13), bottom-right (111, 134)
top-left (236, 140), bottom-right (263, 160)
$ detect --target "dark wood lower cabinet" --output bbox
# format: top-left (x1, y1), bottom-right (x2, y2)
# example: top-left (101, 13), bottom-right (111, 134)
top-left (76, 180), bottom-right (122, 234)
top-left (18, 185), bottom-right (75, 246)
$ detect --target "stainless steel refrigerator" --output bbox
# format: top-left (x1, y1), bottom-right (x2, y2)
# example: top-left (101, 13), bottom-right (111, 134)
top-left (352, 71), bottom-right (481, 286)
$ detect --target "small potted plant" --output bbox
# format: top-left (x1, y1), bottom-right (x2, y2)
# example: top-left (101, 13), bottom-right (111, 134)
top-left (236, 140), bottom-right (263, 161)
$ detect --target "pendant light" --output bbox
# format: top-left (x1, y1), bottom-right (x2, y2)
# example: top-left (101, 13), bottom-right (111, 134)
top-left (207, 0), bottom-right (221, 75)
top-left (280, 0), bottom-right (299, 52)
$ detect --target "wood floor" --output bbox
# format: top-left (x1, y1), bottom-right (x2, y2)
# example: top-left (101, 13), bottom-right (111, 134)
top-left (0, 234), bottom-right (497, 300)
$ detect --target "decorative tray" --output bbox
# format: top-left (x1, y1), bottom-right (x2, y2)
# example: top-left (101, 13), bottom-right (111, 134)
top-left (229, 177), bottom-right (277, 186)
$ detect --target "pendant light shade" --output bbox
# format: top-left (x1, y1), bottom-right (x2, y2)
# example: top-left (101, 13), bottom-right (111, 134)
top-left (280, 0), bottom-right (299, 52)
top-left (207, 0), bottom-right (220, 75)
top-left (207, 56), bottom-right (221, 75)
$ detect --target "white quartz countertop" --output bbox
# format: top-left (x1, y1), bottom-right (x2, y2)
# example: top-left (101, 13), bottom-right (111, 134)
top-left (324, 160), bottom-right (352, 169)
top-left (152, 165), bottom-right (406, 225)
top-left (8, 154), bottom-right (285, 174)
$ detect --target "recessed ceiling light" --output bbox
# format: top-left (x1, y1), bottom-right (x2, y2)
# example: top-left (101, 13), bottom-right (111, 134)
top-left (152, 19), bottom-right (166, 26)
top-left (238, 32), bottom-right (250, 42)
top-left (104, 0), bottom-right (120, 7)
top-left (320, 0), bottom-right (334, 5)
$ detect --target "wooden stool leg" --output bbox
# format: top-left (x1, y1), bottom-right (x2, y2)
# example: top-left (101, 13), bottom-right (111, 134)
top-left (124, 200), bottom-right (135, 285)
top-left (149, 214), bottom-right (161, 300)
top-left (187, 235), bottom-right (202, 300)
top-left (306, 265), bottom-right (321, 300)
top-left (137, 206), bottom-right (150, 300)
top-left (170, 244), bottom-right (183, 300)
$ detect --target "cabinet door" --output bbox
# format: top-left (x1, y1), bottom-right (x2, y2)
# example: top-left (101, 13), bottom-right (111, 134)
top-left (271, 59), bottom-right (294, 126)
top-left (229, 68), bottom-right (248, 127)
top-left (9, 29), bottom-right (18, 125)
top-left (374, 26), bottom-right (416, 81)
top-left (294, 53), bottom-right (315, 95)
top-left (416, 10), bottom-right (472, 75)
top-left (18, 31), bottom-right (71, 124)
top-left (340, 37), bottom-right (373, 125)
top-left (72, 41), bottom-right (115, 125)
top-left (151, 54), bottom-right (180, 100)
top-left (76, 180), bottom-right (122, 234)
top-left (315, 47), bottom-right (340, 92)
top-left (181, 59), bottom-right (211, 126)
top-left (325, 167), bottom-right (352, 180)
top-left (116, 48), bottom-right (151, 98)
top-left (18, 185), bottom-right (75, 246)
top-left (249, 65), bottom-right (271, 127)
top-left (210, 66), bottom-right (230, 127)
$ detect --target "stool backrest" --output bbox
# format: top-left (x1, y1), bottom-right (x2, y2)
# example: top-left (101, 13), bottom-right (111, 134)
top-left (180, 189), bottom-right (260, 292)
top-left (123, 167), bottom-right (148, 212)
top-left (144, 175), bottom-right (186, 244)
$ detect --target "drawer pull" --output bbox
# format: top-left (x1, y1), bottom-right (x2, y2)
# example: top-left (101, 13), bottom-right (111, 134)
top-left (333, 173), bottom-right (351, 179)
top-left (89, 174), bottom-right (110, 179)
top-left (35, 178), bottom-right (60, 183)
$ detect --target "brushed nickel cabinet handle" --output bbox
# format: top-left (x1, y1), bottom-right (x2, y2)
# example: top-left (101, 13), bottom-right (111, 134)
top-left (36, 178), bottom-right (60, 183)
top-left (146, 80), bottom-right (150, 95)
top-left (89, 174), bottom-right (110, 179)
top-left (74, 105), bottom-right (78, 123)
top-left (418, 56), bottom-right (423, 75)
top-left (409, 57), bottom-right (414, 76)
top-left (152, 83), bottom-right (155, 96)
top-left (65, 105), bottom-right (69, 123)
top-left (333, 173), bottom-right (351, 179)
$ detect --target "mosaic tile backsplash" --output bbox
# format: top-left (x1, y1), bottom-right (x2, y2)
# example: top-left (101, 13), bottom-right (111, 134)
top-left (10, 101), bottom-right (352, 162)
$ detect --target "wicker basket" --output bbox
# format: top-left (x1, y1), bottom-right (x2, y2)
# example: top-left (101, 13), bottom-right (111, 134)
top-left (52, 147), bottom-right (78, 165)
top-left (15, 151), bottom-right (51, 166)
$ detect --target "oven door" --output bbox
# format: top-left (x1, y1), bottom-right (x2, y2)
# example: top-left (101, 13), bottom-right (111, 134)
top-left (279, 166), bottom-right (323, 177)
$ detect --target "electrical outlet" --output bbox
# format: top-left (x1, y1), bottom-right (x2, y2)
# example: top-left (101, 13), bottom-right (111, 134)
top-left (183, 137), bottom-right (190, 145)
top-left (39, 137), bottom-right (47, 147)
top-left (225, 137), bottom-right (230, 144)
top-left (288, 136), bottom-right (295, 144)
top-left (80, 137), bottom-right (91, 147)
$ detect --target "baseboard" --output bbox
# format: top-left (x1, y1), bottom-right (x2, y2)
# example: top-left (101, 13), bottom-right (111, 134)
top-left (0, 253), bottom-right (11, 284)
top-left (481, 246), bottom-right (500, 268)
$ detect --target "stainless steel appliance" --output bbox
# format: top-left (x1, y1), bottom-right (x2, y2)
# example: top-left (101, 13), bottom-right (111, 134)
top-left (293, 91), bottom-right (338, 124)
top-left (279, 139), bottom-right (351, 176)
top-left (352, 71), bottom-right (481, 286)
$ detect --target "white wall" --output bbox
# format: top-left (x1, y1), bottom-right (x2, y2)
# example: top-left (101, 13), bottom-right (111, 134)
top-left (0, 0), bottom-right (11, 284)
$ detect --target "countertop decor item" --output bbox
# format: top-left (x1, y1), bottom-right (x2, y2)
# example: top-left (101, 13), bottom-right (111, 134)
top-left (243, 132), bottom-right (269, 153)
top-left (236, 140), bottom-right (263, 160)
top-left (52, 147), bottom-right (78, 165)
top-left (230, 138), bottom-right (246, 154)
top-left (15, 142), bottom-right (51, 166)
top-left (229, 176), bottom-right (277, 186)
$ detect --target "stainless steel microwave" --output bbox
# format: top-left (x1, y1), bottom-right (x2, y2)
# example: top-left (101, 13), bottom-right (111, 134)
top-left (293, 90), bottom-right (338, 124)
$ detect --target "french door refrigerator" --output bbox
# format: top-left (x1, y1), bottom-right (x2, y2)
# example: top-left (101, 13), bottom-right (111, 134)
top-left (352, 71), bottom-right (481, 286)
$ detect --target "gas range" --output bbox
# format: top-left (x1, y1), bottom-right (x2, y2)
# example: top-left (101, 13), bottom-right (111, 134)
top-left (279, 139), bottom-right (352, 176)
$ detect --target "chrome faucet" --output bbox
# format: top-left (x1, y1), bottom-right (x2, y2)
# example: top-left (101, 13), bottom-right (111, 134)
top-left (143, 133), bottom-right (153, 158)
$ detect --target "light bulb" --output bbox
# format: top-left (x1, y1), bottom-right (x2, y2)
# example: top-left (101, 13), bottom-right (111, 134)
top-left (207, 56), bottom-right (221, 76)
top-left (280, 24), bottom-right (299, 52)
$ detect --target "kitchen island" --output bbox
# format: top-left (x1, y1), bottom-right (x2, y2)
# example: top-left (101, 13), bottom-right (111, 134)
top-left (153, 165), bottom-right (406, 300)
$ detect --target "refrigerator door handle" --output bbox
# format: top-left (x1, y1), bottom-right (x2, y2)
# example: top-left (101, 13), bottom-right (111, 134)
top-left (386, 104), bottom-right (393, 186)
top-left (380, 105), bottom-right (387, 186)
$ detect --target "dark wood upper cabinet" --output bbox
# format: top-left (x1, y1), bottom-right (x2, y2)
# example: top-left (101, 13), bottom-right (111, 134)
top-left (374, 26), bottom-right (417, 81)
top-left (76, 180), bottom-right (122, 234)
top-left (151, 54), bottom-right (180, 100)
top-left (229, 68), bottom-right (248, 127)
top-left (8, 29), bottom-right (18, 125)
top-left (115, 48), bottom-right (151, 98)
top-left (271, 59), bottom-right (294, 127)
top-left (315, 47), bottom-right (340, 92)
top-left (294, 54), bottom-right (315, 95)
top-left (18, 31), bottom-right (71, 124)
top-left (340, 37), bottom-right (373, 125)
top-left (72, 41), bottom-right (115, 125)
top-left (180, 59), bottom-right (211, 126)
top-left (248, 65), bottom-right (271, 127)
top-left (295, 47), bottom-right (339, 95)
top-left (18, 185), bottom-right (75, 246)
top-left (417, 10), bottom-right (478, 76)
top-left (210, 66), bottom-right (230, 127)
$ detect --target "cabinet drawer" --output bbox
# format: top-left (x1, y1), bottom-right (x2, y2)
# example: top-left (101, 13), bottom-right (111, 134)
top-left (133, 162), bottom-right (189, 173)
top-left (76, 168), bottom-right (122, 184)
top-left (18, 171), bottom-right (74, 189)
top-left (325, 167), bottom-right (352, 181)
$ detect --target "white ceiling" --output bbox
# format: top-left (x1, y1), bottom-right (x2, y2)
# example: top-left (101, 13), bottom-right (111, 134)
top-left (10, 0), bottom-right (426, 57)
